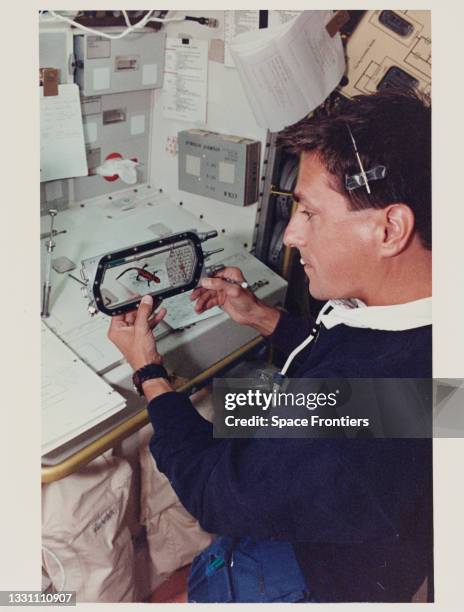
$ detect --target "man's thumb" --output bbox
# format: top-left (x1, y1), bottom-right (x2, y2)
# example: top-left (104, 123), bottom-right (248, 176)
top-left (136, 294), bottom-right (153, 331)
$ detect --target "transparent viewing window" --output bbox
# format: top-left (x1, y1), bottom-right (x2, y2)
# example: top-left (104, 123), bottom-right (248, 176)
top-left (82, 231), bottom-right (206, 316)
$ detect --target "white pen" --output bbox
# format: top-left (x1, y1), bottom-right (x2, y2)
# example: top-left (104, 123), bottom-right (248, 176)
top-left (221, 277), bottom-right (249, 290)
top-left (204, 264), bottom-right (249, 289)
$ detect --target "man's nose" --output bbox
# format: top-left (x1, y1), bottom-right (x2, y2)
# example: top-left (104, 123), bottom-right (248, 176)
top-left (283, 215), bottom-right (301, 248)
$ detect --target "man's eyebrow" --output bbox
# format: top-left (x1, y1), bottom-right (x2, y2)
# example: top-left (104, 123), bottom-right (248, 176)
top-left (292, 191), bottom-right (316, 207)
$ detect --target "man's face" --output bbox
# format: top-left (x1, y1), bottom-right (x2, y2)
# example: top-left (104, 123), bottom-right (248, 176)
top-left (283, 152), bottom-right (382, 302)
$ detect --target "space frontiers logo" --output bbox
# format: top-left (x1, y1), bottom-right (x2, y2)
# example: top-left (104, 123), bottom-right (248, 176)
top-left (224, 389), bottom-right (338, 412)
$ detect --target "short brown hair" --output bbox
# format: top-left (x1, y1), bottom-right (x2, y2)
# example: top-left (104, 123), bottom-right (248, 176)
top-left (278, 89), bottom-right (431, 250)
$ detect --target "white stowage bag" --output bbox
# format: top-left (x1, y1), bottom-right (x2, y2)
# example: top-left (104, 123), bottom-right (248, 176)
top-left (94, 158), bottom-right (139, 184)
top-left (139, 443), bottom-right (214, 577)
top-left (42, 453), bottom-right (136, 602)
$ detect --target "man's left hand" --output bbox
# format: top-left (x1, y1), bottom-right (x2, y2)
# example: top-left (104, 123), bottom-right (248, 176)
top-left (107, 294), bottom-right (167, 371)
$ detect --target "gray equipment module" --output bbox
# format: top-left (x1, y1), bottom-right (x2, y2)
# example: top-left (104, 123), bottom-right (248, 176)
top-left (178, 129), bottom-right (261, 206)
top-left (74, 30), bottom-right (166, 96)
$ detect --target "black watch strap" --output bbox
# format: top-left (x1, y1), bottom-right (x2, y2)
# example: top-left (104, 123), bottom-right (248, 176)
top-left (132, 363), bottom-right (169, 397)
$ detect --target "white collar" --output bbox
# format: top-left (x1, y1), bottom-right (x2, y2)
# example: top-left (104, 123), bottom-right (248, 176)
top-left (317, 297), bottom-right (432, 331)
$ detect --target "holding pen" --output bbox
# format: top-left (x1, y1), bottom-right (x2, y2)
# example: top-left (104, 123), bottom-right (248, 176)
top-left (220, 277), bottom-right (250, 290)
top-left (191, 265), bottom-right (279, 336)
top-left (204, 264), bottom-right (250, 289)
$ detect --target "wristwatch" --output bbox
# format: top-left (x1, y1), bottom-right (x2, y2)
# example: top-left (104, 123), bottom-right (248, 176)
top-left (132, 362), bottom-right (169, 397)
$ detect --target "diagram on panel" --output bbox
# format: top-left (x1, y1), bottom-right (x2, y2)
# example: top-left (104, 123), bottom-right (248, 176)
top-left (341, 10), bottom-right (431, 98)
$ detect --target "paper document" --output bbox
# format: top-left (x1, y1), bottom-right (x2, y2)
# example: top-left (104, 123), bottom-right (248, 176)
top-left (40, 84), bottom-right (88, 182)
top-left (162, 38), bottom-right (208, 124)
top-left (229, 11), bottom-right (345, 132)
top-left (41, 323), bottom-right (126, 454)
top-left (224, 11), bottom-right (260, 67)
top-left (163, 290), bottom-right (222, 330)
top-left (268, 11), bottom-right (303, 28)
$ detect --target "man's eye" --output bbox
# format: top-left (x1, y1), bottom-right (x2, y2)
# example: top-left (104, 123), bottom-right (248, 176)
top-left (300, 210), bottom-right (314, 221)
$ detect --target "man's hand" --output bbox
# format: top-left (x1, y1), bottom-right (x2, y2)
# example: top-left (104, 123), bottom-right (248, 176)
top-left (190, 266), bottom-right (281, 336)
top-left (107, 294), bottom-right (167, 371)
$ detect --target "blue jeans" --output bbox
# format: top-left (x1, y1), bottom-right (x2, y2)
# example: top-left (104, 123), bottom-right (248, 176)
top-left (188, 536), bottom-right (318, 603)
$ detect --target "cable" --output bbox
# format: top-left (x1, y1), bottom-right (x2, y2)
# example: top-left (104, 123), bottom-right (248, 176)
top-left (184, 16), bottom-right (219, 28)
top-left (41, 10), bottom-right (153, 40)
top-left (42, 545), bottom-right (66, 592)
top-left (38, 10), bottom-right (188, 40)
top-left (280, 329), bottom-right (318, 377)
top-left (279, 302), bottom-right (334, 376)
top-left (39, 11), bottom-right (218, 38)
top-left (39, 10), bottom-right (155, 39)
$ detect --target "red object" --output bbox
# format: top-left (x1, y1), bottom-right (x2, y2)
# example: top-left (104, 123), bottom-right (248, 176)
top-left (103, 152), bottom-right (123, 182)
top-left (102, 153), bottom-right (140, 182)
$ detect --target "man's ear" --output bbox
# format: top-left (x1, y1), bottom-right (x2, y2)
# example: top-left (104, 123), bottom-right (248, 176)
top-left (380, 203), bottom-right (415, 256)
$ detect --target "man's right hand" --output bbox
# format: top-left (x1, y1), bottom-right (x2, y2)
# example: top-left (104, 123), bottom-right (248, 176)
top-left (190, 266), bottom-right (281, 336)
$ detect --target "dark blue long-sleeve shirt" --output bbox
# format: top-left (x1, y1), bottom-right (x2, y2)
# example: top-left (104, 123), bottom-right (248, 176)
top-left (147, 312), bottom-right (433, 602)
